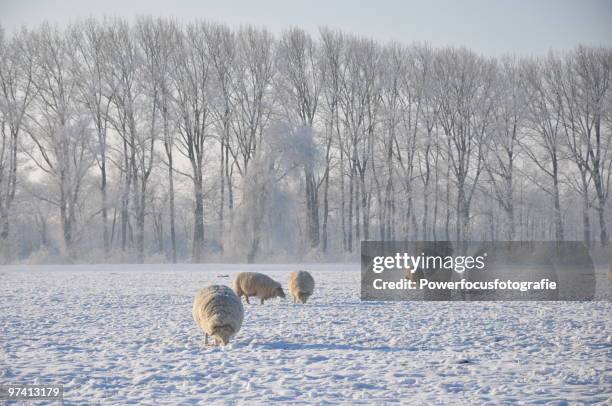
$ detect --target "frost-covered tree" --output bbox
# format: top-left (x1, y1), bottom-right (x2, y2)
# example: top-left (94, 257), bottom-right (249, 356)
top-left (484, 57), bottom-right (526, 240)
top-left (0, 28), bottom-right (34, 261)
top-left (276, 28), bottom-right (325, 249)
top-left (561, 47), bottom-right (611, 246)
top-left (230, 27), bottom-right (276, 261)
top-left (25, 24), bottom-right (93, 256)
top-left (69, 19), bottom-right (115, 255)
top-left (205, 23), bottom-right (236, 252)
top-left (434, 48), bottom-right (497, 242)
top-left (520, 55), bottom-right (566, 242)
top-left (171, 22), bottom-right (213, 263)
top-left (0, 18), bottom-right (610, 263)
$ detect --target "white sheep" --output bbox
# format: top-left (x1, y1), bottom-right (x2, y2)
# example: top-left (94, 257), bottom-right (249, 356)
top-left (288, 270), bottom-right (315, 304)
top-left (233, 272), bottom-right (285, 304)
top-left (192, 285), bottom-right (244, 346)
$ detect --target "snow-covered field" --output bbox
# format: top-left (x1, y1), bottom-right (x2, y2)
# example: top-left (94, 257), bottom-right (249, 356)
top-left (0, 263), bottom-right (610, 404)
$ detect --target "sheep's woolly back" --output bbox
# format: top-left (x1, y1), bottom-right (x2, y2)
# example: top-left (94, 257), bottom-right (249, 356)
top-left (192, 285), bottom-right (244, 342)
top-left (233, 272), bottom-right (282, 300)
top-left (289, 271), bottom-right (315, 303)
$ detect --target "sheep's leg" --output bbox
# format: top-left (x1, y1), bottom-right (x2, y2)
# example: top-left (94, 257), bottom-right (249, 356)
top-left (205, 333), bottom-right (208, 346)
top-left (244, 295), bottom-right (250, 304)
top-left (260, 298), bottom-right (265, 305)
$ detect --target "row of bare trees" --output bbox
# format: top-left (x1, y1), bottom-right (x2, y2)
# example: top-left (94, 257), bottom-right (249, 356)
top-left (0, 18), bottom-right (610, 264)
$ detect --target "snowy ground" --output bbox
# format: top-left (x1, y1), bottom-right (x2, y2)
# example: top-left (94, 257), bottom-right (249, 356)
top-left (0, 263), bottom-right (610, 404)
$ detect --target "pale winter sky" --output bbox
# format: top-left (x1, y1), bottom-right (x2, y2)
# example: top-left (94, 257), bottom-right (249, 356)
top-left (0, 0), bottom-right (611, 56)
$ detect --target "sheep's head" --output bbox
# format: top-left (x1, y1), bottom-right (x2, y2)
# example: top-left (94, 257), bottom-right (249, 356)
top-left (213, 326), bottom-right (234, 346)
top-left (297, 292), bottom-right (310, 303)
top-left (275, 286), bottom-right (286, 299)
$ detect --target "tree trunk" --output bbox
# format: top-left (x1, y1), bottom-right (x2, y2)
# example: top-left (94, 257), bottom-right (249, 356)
top-left (581, 182), bottom-right (591, 248)
top-left (456, 182), bottom-right (464, 242)
top-left (121, 136), bottom-right (131, 253)
top-left (247, 180), bottom-right (267, 263)
top-left (360, 170), bottom-right (369, 241)
top-left (422, 181), bottom-right (429, 240)
top-left (59, 169), bottom-right (73, 256)
top-left (193, 178), bottom-right (205, 263)
top-left (168, 152), bottom-right (177, 263)
top-left (355, 169), bottom-right (361, 244)
top-left (445, 165), bottom-right (451, 241)
top-left (101, 163), bottom-right (109, 255)
top-left (340, 140), bottom-right (347, 251)
top-left (347, 158), bottom-right (354, 253)
top-left (433, 167), bottom-right (439, 242)
top-left (305, 168), bottom-right (320, 248)
top-left (136, 181), bottom-right (146, 264)
top-left (0, 212), bottom-right (9, 262)
top-left (226, 144), bottom-right (233, 213)
top-left (552, 160), bottom-right (564, 242)
top-left (505, 203), bottom-right (515, 241)
top-left (322, 136), bottom-right (331, 253)
top-left (422, 137), bottom-right (431, 240)
top-left (219, 138), bottom-right (225, 253)
top-left (591, 118), bottom-right (608, 246)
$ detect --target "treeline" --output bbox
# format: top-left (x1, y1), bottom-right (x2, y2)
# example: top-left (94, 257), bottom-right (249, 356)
top-left (0, 17), bottom-right (610, 264)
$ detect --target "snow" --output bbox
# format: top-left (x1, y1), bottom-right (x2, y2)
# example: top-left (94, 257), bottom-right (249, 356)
top-left (0, 263), bottom-right (610, 404)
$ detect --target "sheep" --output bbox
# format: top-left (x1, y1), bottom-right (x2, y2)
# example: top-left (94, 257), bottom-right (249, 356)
top-left (403, 265), bottom-right (425, 284)
top-left (233, 272), bottom-right (285, 305)
top-left (288, 270), bottom-right (315, 304)
top-left (403, 265), bottom-right (415, 281)
top-left (192, 285), bottom-right (244, 346)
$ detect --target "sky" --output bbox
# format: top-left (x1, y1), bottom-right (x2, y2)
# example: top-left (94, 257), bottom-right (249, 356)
top-left (0, 0), bottom-right (611, 56)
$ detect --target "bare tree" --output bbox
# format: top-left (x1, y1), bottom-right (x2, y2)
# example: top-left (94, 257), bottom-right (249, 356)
top-left (205, 23), bottom-right (236, 253)
top-left (484, 57), bottom-right (525, 240)
top-left (26, 24), bottom-right (93, 257)
top-left (338, 37), bottom-right (381, 250)
top-left (171, 22), bottom-right (213, 262)
top-left (375, 43), bottom-right (403, 241)
top-left (137, 18), bottom-right (180, 263)
top-left (1, 17), bottom-right (610, 263)
top-left (556, 52), bottom-right (595, 246)
top-left (393, 43), bottom-right (429, 240)
top-left (0, 28), bottom-right (35, 261)
top-left (561, 47), bottom-right (611, 246)
top-left (69, 19), bottom-right (115, 255)
top-left (320, 28), bottom-right (345, 252)
top-left (230, 27), bottom-right (276, 262)
top-left (434, 48), bottom-right (497, 242)
top-left (412, 44), bottom-right (439, 241)
top-left (520, 55), bottom-right (566, 242)
top-left (158, 20), bottom-right (180, 263)
top-left (276, 27), bottom-right (325, 249)
top-left (107, 19), bottom-right (157, 262)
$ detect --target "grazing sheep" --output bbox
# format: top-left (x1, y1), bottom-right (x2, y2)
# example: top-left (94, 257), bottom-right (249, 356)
top-left (192, 285), bottom-right (244, 346)
top-left (233, 272), bottom-right (285, 304)
top-left (288, 270), bottom-right (315, 304)
top-left (404, 265), bottom-right (424, 284)
top-left (403, 265), bottom-right (415, 281)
